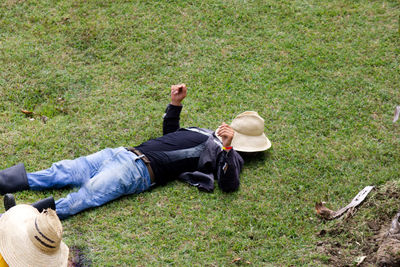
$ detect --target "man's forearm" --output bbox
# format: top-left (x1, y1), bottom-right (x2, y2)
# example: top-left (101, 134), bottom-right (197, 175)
top-left (217, 151), bottom-right (241, 192)
top-left (162, 104), bottom-right (183, 135)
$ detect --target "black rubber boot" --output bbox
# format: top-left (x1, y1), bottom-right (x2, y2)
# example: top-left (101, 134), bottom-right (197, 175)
top-left (3, 193), bottom-right (16, 211)
top-left (31, 196), bottom-right (56, 213)
top-left (0, 163), bottom-right (29, 195)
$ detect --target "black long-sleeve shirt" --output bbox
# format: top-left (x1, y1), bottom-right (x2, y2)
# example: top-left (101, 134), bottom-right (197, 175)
top-left (135, 104), bottom-right (243, 192)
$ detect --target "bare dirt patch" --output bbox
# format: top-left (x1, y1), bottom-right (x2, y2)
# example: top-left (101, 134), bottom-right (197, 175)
top-left (68, 245), bottom-right (92, 267)
top-left (315, 181), bottom-right (400, 266)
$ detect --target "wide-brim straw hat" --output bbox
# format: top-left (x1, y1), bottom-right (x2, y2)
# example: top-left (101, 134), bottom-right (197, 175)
top-left (217, 111), bottom-right (271, 152)
top-left (0, 204), bottom-right (69, 267)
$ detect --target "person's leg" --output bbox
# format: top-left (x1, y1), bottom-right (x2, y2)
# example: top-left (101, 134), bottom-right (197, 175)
top-left (0, 163), bottom-right (29, 194)
top-left (55, 148), bottom-right (151, 219)
top-left (27, 148), bottom-right (121, 190)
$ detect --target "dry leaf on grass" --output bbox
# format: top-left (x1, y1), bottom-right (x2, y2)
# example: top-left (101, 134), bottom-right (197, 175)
top-left (20, 109), bottom-right (48, 124)
top-left (232, 257), bottom-right (242, 263)
top-left (20, 109), bottom-right (34, 115)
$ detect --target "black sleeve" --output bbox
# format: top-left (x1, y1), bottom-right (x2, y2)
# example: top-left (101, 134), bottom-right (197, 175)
top-left (163, 104), bottom-right (183, 135)
top-left (217, 149), bottom-right (244, 192)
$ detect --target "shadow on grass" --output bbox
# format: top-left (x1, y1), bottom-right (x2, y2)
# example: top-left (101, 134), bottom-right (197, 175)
top-left (239, 149), bottom-right (272, 167)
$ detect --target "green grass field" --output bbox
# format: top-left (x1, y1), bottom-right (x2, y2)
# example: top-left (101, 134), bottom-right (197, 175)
top-left (0, 0), bottom-right (399, 265)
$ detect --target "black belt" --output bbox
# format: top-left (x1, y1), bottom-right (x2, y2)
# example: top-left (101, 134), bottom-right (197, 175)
top-left (126, 147), bottom-right (155, 183)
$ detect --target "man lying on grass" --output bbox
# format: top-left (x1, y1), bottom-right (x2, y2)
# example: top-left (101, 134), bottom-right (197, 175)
top-left (0, 84), bottom-right (271, 219)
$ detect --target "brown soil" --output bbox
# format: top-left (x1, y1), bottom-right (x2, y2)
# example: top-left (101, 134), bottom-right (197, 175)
top-left (315, 182), bottom-right (400, 266)
top-left (68, 246), bottom-right (92, 267)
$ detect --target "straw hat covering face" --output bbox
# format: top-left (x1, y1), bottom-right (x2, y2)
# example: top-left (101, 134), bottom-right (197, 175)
top-left (217, 111), bottom-right (271, 152)
top-left (0, 205), bottom-right (69, 267)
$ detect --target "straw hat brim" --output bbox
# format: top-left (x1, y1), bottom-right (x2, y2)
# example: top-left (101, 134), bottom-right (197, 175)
top-left (231, 131), bottom-right (271, 152)
top-left (215, 128), bottom-right (272, 152)
top-left (0, 205), bottom-right (69, 267)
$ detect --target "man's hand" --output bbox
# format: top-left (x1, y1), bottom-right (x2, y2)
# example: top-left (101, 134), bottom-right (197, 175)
top-left (170, 84), bottom-right (187, 106)
top-left (216, 123), bottom-right (235, 148)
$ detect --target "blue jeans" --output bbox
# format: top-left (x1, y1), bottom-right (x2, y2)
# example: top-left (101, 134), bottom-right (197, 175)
top-left (27, 147), bottom-right (152, 219)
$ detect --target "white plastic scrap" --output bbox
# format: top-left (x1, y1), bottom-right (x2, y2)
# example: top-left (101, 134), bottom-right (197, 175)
top-left (316, 186), bottom-right (375, 220)
top-left (332, 186), bottom-right (374, 219)
top-left (355, 256), bottom-right (367, 266)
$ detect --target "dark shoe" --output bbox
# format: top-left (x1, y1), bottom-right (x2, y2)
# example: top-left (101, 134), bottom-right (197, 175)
top-left (3, 193), bottom-right (16, 211)
top-left (0, 163), bottom-right (29, 195)
top-left (32, 196), bottom-right (56, 213)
